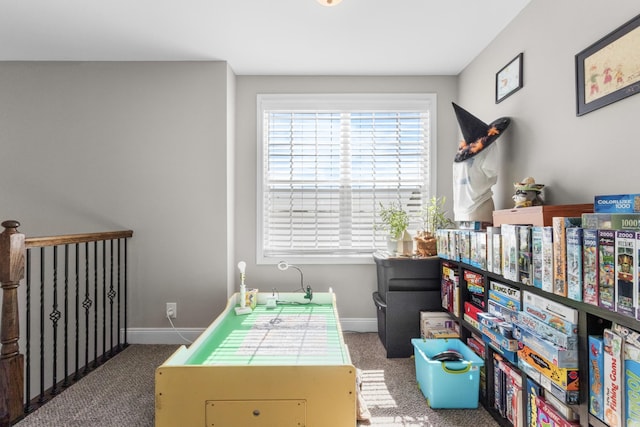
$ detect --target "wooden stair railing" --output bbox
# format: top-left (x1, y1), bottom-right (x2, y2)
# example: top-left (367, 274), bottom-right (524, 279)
top-left (0, 220), bottom-right (133, 426)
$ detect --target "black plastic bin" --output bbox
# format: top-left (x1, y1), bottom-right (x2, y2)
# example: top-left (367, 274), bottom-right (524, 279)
top-left (372, 254), bottom-right (442, 358)
top-left (374, 253), bottom-right (440, 301)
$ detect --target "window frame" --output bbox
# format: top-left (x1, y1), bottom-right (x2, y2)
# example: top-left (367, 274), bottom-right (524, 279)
top-left (256, 93), bottom-right (437, 265)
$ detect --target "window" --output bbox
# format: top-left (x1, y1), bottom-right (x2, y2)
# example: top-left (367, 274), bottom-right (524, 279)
top-left (257, 93), bottom-right (436, 264)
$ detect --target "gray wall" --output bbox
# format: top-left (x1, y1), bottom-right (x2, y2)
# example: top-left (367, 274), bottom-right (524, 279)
top-left (459, 0), bottom-right (640, 209)
top-left (1, 62), bottom-right (233, 329)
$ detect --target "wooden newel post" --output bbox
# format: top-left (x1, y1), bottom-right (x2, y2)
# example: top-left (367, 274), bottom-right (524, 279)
top-left (0, 220), bottom-right (25, 426)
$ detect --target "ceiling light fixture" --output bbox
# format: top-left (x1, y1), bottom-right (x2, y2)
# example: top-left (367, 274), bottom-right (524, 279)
top-left (317, 0), bottom-right (342, 6)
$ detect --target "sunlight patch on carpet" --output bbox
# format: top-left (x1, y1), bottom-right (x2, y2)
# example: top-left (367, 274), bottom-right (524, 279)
top-left (367, 415), bottom-right (433, 426)
top-left (360, 369), bottom-right (399, 408)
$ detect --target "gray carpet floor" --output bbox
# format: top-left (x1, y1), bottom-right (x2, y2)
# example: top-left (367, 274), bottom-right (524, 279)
top-left (15, 332), bottom-right (499, 427)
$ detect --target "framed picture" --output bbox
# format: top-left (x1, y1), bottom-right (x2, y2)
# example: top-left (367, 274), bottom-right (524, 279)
top-left (495, 53), bottom-right (523, 103)
top-left (576, 13), bottom-right (640, 116)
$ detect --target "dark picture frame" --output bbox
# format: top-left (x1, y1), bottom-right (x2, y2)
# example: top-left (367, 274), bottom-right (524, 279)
top-left (495, 53), bottom-right (523, 103)
top-left (575, 13), bottom-right (640, 116)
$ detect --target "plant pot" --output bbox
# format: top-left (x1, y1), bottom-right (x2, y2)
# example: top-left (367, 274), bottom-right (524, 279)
top-left (414, 231), bottom-right (437, 257)
top-left (386, 236), bottom-right (398, 255)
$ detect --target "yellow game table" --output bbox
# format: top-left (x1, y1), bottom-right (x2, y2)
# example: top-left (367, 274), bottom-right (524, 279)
top-left (155, 292), bottom-right (356, 426)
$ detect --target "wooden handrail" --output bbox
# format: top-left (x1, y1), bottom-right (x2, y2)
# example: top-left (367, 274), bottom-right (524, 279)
top-left (25, 230), bottom-right (133, 248)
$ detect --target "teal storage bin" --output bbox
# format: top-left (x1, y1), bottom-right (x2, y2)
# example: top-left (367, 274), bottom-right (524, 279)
top-left (411, 338), bottom-right (484, 409)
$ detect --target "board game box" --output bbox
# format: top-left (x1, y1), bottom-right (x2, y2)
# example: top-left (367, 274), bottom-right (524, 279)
top-left (598, 229), bottom-right (616, 311)
top-left (615, 230), bottom-right (637, 318)
top-left (625, 342), bottom-right (640, 427)
top-left (552, 217), bottom-right (581, 297)
top-left (594, 193), bottom-right (640, 213)
top-left (582, 212), bottom-right (640, 230)
top-left (541, 226), bottom-right (554, 293)
top-left (565, 227), bottom-right (583, 301)
top-left (588, 335), bottom-right (604, 421)
top-left (518, 225), bottom-right (532, 286)
top-left (582, 229), bottom-right (599, 305)
top-left (604, 328), bottom-right (623, 427)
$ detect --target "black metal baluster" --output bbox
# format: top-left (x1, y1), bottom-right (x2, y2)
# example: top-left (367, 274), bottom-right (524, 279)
top-left (123, 239), bottom-right (128, 347)
top-left (93, 241), bottom-right (98, 368)
top-left (101, 240), bottom-right (106, 362)
top-left (116, 239), bottom-right (121, 350)
top-left (74, 243), bottom-right (80, 380)
top-left (38, 248), bottom-right (45, 403)
top-left (49, 246), bottom-right (61, 395)
top-left (82, 242), bottom-right (92, 375)
top-left (24, 249), bottom-right (32, 413)
top-left (63, 245), bottom-right (70, 387)
top-left (108, 240), bottom-right (115, 356)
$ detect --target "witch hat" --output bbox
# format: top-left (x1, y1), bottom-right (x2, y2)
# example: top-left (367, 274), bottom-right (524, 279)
top-left (452, 102), bottom-right (510, 162)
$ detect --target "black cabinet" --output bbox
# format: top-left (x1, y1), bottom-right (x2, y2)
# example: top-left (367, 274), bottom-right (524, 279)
top-left (372, 253), bottom-right (441, 358)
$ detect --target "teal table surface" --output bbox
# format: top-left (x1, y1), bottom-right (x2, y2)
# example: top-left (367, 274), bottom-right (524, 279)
top-left (185, 302), bottom-right (349, 366)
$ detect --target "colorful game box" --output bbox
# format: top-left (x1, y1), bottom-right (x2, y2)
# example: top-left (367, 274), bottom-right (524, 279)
top-left (517, 345), bottom-right (579, 391)
top-left (522, 291), bottom-right (578, 335)
top-left (486, 226), bottom-right (499, 273)
top-left (598, 229), bottom-right (616, 311)
top-left (490, 281), bottom-right (521, 312)
top-left (582, 212), bottom-right (640, 230)
top-left (531, 226), bottom-right (543, 288)
top-left (541, 226), bottom-right (554, 293)
top-left (517, 310), bottom-right (578, 350)
top-left (514, 325), bottom-right (578, 368)
top-left (552, 217), bottom-right (581, 297)
top-left (565, 227), bottom-right (583, 301)
top-left (525, 376), bottom-right (542, 427)
top-left (604, 329), bottom-right (623, 427)
top-left (493, 229), bottom-right (503, 275)
top-left (518, 358), bottom-right (579, 405)
top-left (535, 396), bottom-right (580, 427)
top-left (625, 342), bottom-right (640, 427)
top-left (594, 193), bottom-right (640, 213)
top-left (501, 224), bottom-right (518, 282)
top-left (582, 229), bottom-right (599, 305)
top-left (588, 335), bottom-right (604, 421)
top-left (615, 230), bottom-right (637, 317)
top-left (518, 225), bottom-right (532, 286)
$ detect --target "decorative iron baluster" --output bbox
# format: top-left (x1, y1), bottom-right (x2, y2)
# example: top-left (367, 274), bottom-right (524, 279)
top-left (82, 242), bottom-right (92, 375)
top-left (107, 240), bottom-right (115, 356)
top-left (116, 239), bottom-right (121, 350)
top-left (93, 240), bottom-right (98, 368)
top-left (49, 247), bottom-right (61, 395)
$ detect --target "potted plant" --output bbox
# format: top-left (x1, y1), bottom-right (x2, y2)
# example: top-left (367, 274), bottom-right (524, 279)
top-left (376, 202), bottom-right (410, 255)
top-left (414, 196), bottom-right (454, 257)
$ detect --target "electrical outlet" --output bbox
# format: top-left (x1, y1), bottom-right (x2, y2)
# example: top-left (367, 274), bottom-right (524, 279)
top-left (166, 302), bottom-right (177, 319)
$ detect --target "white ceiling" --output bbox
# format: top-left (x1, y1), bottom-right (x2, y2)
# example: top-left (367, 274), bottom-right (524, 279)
top-left (0, 0), bottom-right (531, 75)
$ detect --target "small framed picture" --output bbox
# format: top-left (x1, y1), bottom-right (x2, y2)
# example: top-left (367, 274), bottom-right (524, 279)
top-left (495, 53), bottom-right (523, 104)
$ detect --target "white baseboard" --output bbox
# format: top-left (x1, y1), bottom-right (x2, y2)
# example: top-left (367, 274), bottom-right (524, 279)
top-left (124, 317), bottom-right (377, 345)
top-left (340, 317), bottom-right (377, 333)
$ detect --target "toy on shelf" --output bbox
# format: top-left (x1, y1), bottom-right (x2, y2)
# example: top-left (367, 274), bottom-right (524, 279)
top-left (513, 177), bottom-right (545, 208)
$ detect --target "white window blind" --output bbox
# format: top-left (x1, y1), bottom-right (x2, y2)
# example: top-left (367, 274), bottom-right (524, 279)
top-left (257, 94), bottom-right (436, 263)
